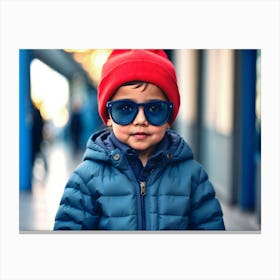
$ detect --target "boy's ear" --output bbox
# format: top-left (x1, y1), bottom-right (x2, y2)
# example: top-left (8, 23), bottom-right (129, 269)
top-left (106, 118), bottom-right (113, 127)
top-left (105, 109), bottom-right (112, 126)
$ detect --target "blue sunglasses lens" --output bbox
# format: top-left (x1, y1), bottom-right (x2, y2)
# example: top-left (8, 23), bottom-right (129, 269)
top-left (108, 100), bottom-right (137, 125)
top-left (145, 101), bottom-right (173, 125)
top-left (107, 100), bottom-right (173, 126)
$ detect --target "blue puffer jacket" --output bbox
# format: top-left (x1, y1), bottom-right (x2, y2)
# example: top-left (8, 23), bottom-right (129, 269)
top-left (54, 129), bottom-right (225, 230)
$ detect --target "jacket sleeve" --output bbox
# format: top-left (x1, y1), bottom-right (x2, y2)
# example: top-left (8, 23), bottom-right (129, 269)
top-left (189, 167), bottom-right (225, 230)
top-left (53, 171), bottom-right (100, 230)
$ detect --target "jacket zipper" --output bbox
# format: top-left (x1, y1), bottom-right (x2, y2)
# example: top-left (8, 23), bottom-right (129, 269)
top-left (139, 181), bottom-right (146, 230)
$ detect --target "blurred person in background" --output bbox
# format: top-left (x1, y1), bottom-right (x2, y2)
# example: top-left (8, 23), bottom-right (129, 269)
top-left (69, 101), bottom-right (83, 155)
top-left (54, 50), bottom-right (225, 230)
top-left (31, 101), bottom-right (48, 182)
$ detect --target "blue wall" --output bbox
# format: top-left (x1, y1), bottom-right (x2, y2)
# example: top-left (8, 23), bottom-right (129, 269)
top-left (19, 50), bottom-right (33, 191)
top-left (239, 50), bottom-right (257, 210)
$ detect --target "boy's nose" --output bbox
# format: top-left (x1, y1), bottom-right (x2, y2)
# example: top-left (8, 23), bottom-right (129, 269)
top-left (133, 107), bottom-right (148, 126)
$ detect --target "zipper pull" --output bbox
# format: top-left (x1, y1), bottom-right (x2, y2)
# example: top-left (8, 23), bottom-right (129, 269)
top-left (140, 181), bottom-right (146, 196)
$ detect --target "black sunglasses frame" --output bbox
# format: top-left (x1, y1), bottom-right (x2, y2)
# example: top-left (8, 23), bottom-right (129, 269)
top-left (106, 99), bottom-right (174, 126)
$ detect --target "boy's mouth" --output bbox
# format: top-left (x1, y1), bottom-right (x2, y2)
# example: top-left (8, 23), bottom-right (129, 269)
top-left (131, 132), bottom-right (150, 139)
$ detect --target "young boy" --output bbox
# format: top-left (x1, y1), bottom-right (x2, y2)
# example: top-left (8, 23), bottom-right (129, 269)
top-left (54, 49), bottom-right (225, 230)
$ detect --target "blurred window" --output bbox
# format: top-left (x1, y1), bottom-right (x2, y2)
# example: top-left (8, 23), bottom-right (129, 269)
top-left (203, 50), bottom-right (234, 136)
top-left (30, 59), bottom-right (70, 128)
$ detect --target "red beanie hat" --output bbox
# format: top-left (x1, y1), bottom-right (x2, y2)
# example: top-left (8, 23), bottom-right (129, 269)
top-left (97, 49), bottom-right (180, 125)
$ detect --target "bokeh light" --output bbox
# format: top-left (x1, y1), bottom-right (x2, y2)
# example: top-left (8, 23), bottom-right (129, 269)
top-left (30, 59), bottom-right (70, 128)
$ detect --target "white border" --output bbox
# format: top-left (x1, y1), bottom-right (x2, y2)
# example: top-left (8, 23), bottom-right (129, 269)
top-left (1, 1), bottom-right (279, 279)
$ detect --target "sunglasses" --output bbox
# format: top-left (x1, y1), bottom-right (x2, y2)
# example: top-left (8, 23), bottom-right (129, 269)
top-left (106, 99), bottom-right (174, 126)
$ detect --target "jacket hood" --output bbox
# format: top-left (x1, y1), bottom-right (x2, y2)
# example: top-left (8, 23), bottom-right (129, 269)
top-left (83, 128), bottom-right (194, 163)
top-left (83, 128), bottom-right (111, 162)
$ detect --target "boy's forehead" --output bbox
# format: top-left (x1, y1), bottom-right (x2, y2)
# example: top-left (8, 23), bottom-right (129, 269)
top-left (112, 83), bottom-right (168, 101)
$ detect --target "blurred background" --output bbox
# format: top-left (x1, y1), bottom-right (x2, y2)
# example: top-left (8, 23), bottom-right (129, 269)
top-left (19, 49), bottom-right (261, 231)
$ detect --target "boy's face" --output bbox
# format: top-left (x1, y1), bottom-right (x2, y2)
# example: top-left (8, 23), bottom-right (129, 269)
top-left (106, 83), bottom-right (170, 161)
